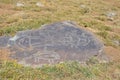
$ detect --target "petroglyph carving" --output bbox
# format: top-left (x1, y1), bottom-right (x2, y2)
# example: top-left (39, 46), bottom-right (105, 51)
top-left (0, 21), bottom-right (104, 67)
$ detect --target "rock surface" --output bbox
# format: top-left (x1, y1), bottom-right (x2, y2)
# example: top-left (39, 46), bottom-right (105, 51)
top-left (0, 21), bottom-right (104, 67)
top-left (0, 36), bottom-right (11, 48)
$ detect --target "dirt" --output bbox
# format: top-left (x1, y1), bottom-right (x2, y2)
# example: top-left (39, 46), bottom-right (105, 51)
top-left (0, 3), bottom-right (16, 15)
top-left (0, 8), bottom-right (16, 15)
top-left (113, 28), bottom-right (120, 35)
top-left (104, 46), bottom-right (120, 61)
top-left (0, 48), bottom-right (11, 61)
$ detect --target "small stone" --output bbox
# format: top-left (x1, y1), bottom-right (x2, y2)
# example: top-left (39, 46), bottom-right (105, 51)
top-left (80, 4), bottom-right (90, 14)
top-left (80, 4), bottom-right (86, 8)
top-left (106, 12), bottom-right (117, 21)
top-left (36, 2), bottom-right (44, 7)
top-left (113, 40), bottom-right (120, 46)
top-left (16, 2), bottom-right (24, 7)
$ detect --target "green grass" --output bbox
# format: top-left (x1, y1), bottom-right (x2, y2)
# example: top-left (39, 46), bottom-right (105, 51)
top-left (0, 61), bottom-right (120, 80)
top-left (0, 18), bottom-right (51, 36)
top-left (0, 0), bottom-right (119, 35)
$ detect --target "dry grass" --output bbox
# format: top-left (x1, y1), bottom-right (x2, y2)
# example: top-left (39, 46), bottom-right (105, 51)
top-left (0, 0), bottom-right (120, 80)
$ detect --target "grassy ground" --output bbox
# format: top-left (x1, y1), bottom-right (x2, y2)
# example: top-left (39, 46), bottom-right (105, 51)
top-left (0, 0), bottom-right (120, 80)
top-left (0, 61), bottom-right (120, 80)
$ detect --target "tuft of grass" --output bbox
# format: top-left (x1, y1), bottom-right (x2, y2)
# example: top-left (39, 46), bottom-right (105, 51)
top-left (0, 18), bottom-right (51, 36)
top-left (97, 31), bottom-right (108, 39)
top-left (0, 61), bottom-right (120, 80)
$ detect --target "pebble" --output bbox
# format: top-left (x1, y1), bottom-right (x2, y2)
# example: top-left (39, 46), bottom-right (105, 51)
top-left (16, 2), bottom-right (24, 7)
top-left (36, 2), bottom-right (44, 7)
top-left (106, 12), bottom-right (117, 21)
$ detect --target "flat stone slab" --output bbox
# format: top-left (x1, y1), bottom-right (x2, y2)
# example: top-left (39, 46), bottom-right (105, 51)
top-left (0, 21), bottom-right (104, 67)
top-left (0, 36), bottom-right (11, 48)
